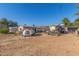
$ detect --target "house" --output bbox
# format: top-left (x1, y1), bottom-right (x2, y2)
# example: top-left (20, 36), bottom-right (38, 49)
top-left (9, 27), bottom-right (18, 33)
top-left (18, 26), bottom-right (24, 32)
top-left (67, 26), bottom-right (78, 32)
top-left (35, 26), bottom-right (49, 32)
top-left (18, 26), bottom-right (35, 31)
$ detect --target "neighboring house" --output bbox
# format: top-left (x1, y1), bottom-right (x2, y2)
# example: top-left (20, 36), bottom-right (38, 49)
top-left (18, 26), bottom-right (34, 31)
top-left (18, 26), bottom-right (24, 32)
top-left (18, 26), bottom-right (36, 31)
top-left (36, 26), bottom-right (49, 32)
top-left (67, 26), bottom-right (78, 32)
top-left (9, 27), bottom-right (18, 33)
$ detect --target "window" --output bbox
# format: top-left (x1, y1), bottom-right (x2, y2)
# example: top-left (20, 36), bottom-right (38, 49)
top-left (25, 31), bottom-right (30, 34)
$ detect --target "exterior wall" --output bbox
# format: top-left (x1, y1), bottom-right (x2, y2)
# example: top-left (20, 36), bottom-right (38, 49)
top-left (18, 26), bottom-right (24, 31)
top-left (18, 26), bottom-right (35, 33)
top-left (68, 27), bottom-right (78, 32)
top-left (9, 27), bottom-right (17, 32)
top-left (49, 26), bottom-right (56, 31)
top-left (36, 26), bottom-right (49, 32)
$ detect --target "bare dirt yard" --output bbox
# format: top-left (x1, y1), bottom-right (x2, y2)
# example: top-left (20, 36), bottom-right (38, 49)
top-left (0, 33), bottom-right (79, 56)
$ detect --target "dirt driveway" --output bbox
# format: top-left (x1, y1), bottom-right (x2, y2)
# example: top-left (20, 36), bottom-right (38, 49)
top-left (0, 33), bottom-right (79, 56)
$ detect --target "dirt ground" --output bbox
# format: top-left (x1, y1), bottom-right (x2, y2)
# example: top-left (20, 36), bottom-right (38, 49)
top-left (0, 33), bottom-right (79, 56)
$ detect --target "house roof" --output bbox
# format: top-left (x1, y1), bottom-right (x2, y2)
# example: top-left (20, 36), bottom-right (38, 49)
top-left (24, 27), bottom-right (33, 30)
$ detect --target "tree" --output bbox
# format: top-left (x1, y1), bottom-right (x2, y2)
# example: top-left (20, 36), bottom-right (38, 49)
top-left (62, 18), bottom-right (70, 27)
top-left (68, 23), bottom-right (75, 27)
top-left (74, 18), bottom-right (79, 27)
top-left (32, 24), bottom-right (35, 27)
top-left (75, 4), bottom-right (79, 16)
top-left (77, 4), bottom-right (79, 9)
top-left (24, 24), bottom-right (27, 26)
top-left (13, 22), bottom-right (18, 26)
top-left (0, 18), bottom-right (8, 26)
top-left (32, 24), bottom-right (36, 32)
top-left (8, 20), bottom-right (18, 27)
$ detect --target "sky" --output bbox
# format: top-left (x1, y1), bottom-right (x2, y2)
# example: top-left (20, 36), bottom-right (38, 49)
top-left (0, 3), bottom-right (78, 26)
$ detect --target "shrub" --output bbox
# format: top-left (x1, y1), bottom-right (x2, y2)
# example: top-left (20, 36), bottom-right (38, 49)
top-left (0, 28), bottom-right (9, 34)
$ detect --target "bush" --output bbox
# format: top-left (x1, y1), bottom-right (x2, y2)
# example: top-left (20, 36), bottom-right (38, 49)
top-left (0, 28), bottom-right (9, 34)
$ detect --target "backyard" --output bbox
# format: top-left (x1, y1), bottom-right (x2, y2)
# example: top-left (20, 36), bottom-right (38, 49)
top-left (0, 33), bottom-right (79, 56)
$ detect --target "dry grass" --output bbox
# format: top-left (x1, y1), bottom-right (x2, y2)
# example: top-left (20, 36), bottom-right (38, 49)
top-left (0, 33), bottom-right (79, 56)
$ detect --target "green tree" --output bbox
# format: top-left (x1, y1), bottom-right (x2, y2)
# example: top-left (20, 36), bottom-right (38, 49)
top-left (32, 24), bottom-right (35, 27)
top-left (13, 22), bottom-right (18, 27)
top-left (77, 4), bottom-right (79, 9)
top-left (24, 24), bottom-right (27, 27)
top-left (62, 18), bottom-right (70, 27)
top-left (0, 18), bottom-right (8, 26)
top-left (68, 23), bottom-right (75, 27)
top-left (8, 20), bottom-right (18, 27)
top-left (75, 4), bottom-right (79, 16)
top-left (74, 18), bottom-right (79, 27)
top-left (0, 18), bottom-right (18, 27)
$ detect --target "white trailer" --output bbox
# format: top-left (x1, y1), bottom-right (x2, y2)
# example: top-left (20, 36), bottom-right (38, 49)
top-left (22, 29), bottom-right (35, 37)
top-left (18, 26), bottom-right (35, 37)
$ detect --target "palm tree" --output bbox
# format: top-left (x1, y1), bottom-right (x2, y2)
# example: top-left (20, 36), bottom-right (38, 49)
top-left (74, 18), bottom-right (79, 27)
top-left (75, 4), bottom-right (79, 16)
top-left (62, 18), bottom-right (70, 27)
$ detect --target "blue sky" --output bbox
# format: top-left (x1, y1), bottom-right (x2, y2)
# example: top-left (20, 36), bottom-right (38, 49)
top-left (0, 3), bottom-right (78, 26)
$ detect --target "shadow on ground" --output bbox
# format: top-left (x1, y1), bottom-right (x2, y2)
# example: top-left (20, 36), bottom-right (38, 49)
top-left (33, 33), bottom-right (42, 36)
